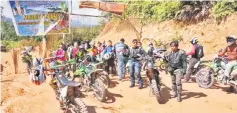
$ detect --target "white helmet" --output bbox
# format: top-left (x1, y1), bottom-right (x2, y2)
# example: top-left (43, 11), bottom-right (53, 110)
top-left (190, 37), bottom-right (198, 44)
top-left (103, 53), bottom-right (112, 60)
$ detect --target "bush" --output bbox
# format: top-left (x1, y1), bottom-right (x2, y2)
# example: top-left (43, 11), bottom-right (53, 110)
top-left (152, 1), bottom-right (181, 22)
top-left (212, 1), bottom-right (237, 20)
top-left (1, 40), bottom-right (19, 51)
top-left (19, 39), bottom-right (39, 48)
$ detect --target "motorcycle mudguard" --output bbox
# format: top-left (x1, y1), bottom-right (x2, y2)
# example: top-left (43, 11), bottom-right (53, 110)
top-left (60, 86), bottom-right (68, 99)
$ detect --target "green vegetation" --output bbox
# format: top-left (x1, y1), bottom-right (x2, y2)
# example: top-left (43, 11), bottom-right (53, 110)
top-left (1, 40), bottom-right (19, 51)
top-left (212, 1), bottom-right (237, 20)
top-left (108, 1), bottom-right (237, 23)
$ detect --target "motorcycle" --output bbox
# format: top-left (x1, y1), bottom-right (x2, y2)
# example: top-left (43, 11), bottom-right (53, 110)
top-left (48, 63), bottom-right (88, 113)
top-left (186, 57), bottom-right (209, 79)
top-left (73, 55), bottom-right (109, 102)
top-left (143, 55), bottom-right (163, 104)
top-left (29, 58), bottom-right (46, 85)
top-left (195, 55), bottom-right (237, 91)
top-left (153, 48), bottom-right (168, 72)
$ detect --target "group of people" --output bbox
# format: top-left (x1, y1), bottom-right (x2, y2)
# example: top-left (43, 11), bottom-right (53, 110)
top-left (53, 35), bottom-right (237, 102)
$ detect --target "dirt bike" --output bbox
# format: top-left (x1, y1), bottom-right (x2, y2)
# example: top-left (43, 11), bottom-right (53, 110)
top-left (186, 57), bottom-right (209, 79)
top-left (49, 64), bottom-right (88, 113)
top-left (196, 55), bottom-right (237, 92)
top-left (73, 55), bottom-right (109, 102)
top-left (143, 56), bottom-right (163, 104)
top-left (153, 48), bottom-right (168, 72)
top-left (29, 58), bottom-right (46, 85)
top-left (21, 50), bottom-right (33, 74)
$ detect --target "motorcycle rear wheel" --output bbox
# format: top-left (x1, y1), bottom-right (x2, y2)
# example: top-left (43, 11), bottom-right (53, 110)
top-left (68, 98), bottom-right (88, 113)
top-left (196, 68), bottom-right (215, 89)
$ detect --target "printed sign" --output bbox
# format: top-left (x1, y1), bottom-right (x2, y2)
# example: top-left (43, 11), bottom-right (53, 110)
top-left (9, 0), bottom-right (70, 36)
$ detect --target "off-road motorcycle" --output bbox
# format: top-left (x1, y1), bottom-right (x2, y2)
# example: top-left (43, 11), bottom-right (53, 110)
top-left (29, 58), bottom-right (46, 85)
top-left (73, 55), bottom-right (109, 102)
top-left (185, 57), bottom-right (209, 80)
top-left (143, 55), bottom-right (163, 104)
top-left (153, 48), bottom-right (168, 72)
top-left (196, 55), bottom-right (237, 92)
top-left (48, 63), bottom-right (88, 113)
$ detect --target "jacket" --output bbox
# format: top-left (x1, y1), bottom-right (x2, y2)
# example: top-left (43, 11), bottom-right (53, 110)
top-left (114, 42), bottom-right (129, 57)
top-left (164, 49), bottom-right (187, 72)
top-left (129, 46), bottom-right (146, 61)
top-left (103, 46), bottom-right (113, 55)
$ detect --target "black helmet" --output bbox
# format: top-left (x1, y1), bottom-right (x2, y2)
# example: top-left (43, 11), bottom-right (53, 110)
top-left (226, 35), bottom-right (236, 46)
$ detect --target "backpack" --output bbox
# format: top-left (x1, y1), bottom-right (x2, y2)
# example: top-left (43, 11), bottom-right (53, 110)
top-left (196, 44), bottom-right (204, 59)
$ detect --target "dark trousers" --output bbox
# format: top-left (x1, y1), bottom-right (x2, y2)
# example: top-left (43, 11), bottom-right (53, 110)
top-left (185, 58), bottom-right (199, 81)
top-left (105, 58), bottom-right (116, 75)
top-left (170, 69), bottom-right (183, 95)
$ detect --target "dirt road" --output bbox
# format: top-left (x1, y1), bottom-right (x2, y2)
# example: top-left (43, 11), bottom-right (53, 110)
top-left (1, 52), bottom-right (237, 113)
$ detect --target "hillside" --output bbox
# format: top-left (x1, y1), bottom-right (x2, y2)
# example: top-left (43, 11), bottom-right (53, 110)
top-left (95, 14), bottom-right (237, 60)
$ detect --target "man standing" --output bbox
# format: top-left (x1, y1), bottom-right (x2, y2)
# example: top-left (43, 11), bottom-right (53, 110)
top-left (218, 35), bottom-right (237, 92)
top-left (129, 39), bottom-right (146, 89)
top-left (184, 37), bottom-right (203, 82)
top-left (114, 38), bottom-right (129, 81)
top-left (164, 41), bottom-right (187, 102)
top-left (103, 40), bottom-right (116, 76)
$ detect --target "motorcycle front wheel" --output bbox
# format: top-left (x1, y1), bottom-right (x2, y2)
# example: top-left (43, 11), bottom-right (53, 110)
top-left (151, 79), bottom-right (163, 104)
top-left (93, 78), bottom-right (107, 102)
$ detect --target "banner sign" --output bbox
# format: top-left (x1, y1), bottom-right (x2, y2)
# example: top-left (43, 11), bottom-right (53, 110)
top-left (79, 1), bottom-right (125, 15)
top-left (9, 0), bottom-right (70, 36)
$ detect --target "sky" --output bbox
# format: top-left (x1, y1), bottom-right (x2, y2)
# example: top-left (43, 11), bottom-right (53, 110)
top-left (0, 0), bottom-right (104, 26)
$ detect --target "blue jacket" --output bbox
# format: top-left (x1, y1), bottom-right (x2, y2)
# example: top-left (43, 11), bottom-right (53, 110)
top-left (103, 46), bottom-right (113, 55)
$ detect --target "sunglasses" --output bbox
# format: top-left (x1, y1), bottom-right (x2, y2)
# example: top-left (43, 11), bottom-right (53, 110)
top-left (227, 38), bottom-right (235, 42)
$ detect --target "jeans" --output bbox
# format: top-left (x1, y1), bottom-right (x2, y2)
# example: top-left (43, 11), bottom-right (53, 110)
top-left (225, 61), bottom-right (237, 79)
top-left (130, 61), bottom-right (143, 86)
top-left (117, 55), bottom-right (125, 80)
top-left (184, 58), bottom-right (199, 81)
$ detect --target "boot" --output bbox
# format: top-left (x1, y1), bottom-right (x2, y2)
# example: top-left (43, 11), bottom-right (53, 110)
top-left (129, 84), bottom-right (135, 88)
top-left (177, 84), bottom-right (182, 102)
top-left (227, 86), bottom-right (234, 93)
top-left (171, 85), bottom-right (177, 98)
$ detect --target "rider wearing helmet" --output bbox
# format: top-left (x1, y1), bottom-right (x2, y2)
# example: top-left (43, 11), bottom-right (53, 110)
top-left (103, 40), bottom-right (116, 75)
top-left (218, 35), bottom-right (237, 92)
top-left (184, 37), bottom-right (201, 82)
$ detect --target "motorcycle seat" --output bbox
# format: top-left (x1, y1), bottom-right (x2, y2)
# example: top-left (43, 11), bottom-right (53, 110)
top-left (56, 74), bottom-right (80, 87)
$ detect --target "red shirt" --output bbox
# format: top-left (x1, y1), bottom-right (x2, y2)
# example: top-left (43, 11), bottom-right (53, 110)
top-left (72, 47), bottom-right (79, 58)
